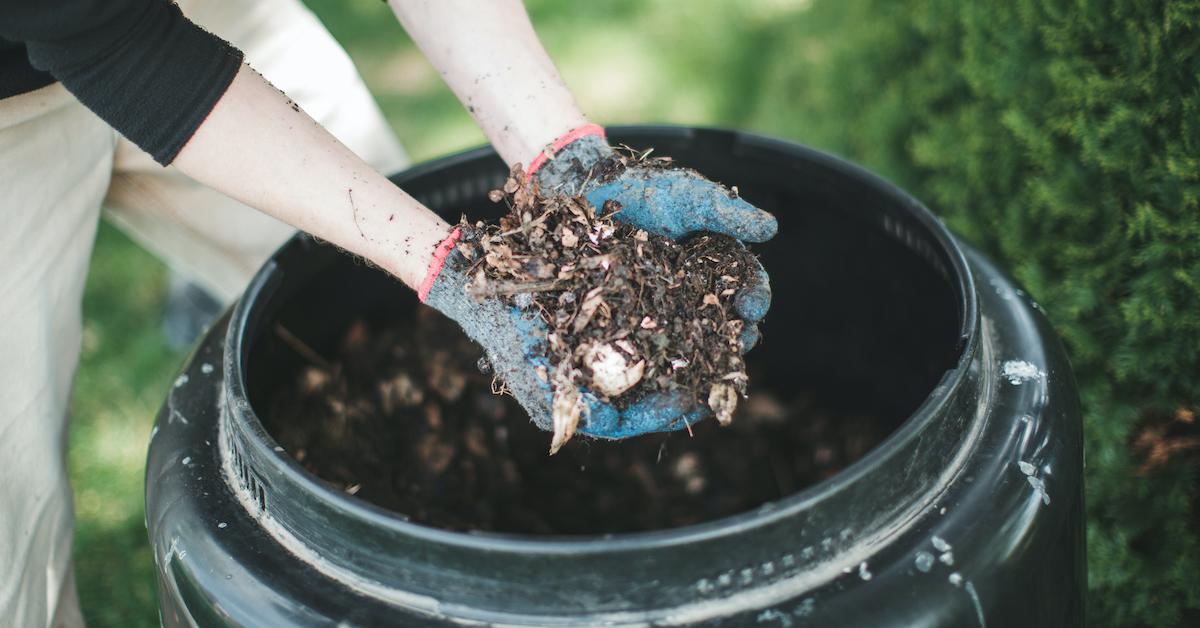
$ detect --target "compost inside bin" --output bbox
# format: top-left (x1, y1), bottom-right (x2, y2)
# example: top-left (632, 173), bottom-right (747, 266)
top-left (265, 304), bottom-right (890, 535)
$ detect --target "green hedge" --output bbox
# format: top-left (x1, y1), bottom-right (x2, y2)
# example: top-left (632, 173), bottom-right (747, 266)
top-left (746, 1), bottom-right (1199, 624)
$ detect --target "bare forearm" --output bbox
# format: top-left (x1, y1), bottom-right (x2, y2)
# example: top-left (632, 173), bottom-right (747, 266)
top-left (388, 0), bottom-right (588, 166)
top-left (173, 64), bottom-right (450, 289)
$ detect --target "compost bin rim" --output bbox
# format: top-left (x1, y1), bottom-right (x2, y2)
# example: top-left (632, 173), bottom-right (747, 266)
top-left (221, 126), bottom-right (981, 553)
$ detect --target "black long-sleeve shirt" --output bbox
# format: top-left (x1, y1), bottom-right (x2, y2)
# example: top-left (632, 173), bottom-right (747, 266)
top-left (0, 0), bottom-right (243, 164)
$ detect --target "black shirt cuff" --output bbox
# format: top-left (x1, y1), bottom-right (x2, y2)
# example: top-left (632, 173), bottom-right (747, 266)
top-left (25, 1), bottom-right (244, 165)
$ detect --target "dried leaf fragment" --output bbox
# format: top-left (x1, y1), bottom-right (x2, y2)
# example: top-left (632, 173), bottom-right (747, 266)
top-left (524, 257), bottom-right (556, 279)
top-left (301, 366), bottom-right (330, 393)
top-left (721, 371), bottom-right (749, 384)
top-left (378, 371), bottom-right (423, 414)
top-left (580, 254), bottom-right (614, 270)
top-left (416, 433), bottom-right (456, 473)
top-left (484, 243), bottom-right (520, 274)
top-left (550, 364), bottom-right (583, 455)
top-left (573, 287), bottom-right (606, 333)
top-left (560, 227), bottom-right (579, 248)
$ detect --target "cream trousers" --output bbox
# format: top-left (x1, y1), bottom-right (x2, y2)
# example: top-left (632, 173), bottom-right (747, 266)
top-left (0, 0), bottom-right (406, 625)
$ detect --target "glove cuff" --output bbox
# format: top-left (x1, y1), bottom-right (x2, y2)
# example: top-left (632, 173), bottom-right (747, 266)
top-left (417, 227), bottom-right (462, 303)
top-left (525, 123), bottom-right (607, 181)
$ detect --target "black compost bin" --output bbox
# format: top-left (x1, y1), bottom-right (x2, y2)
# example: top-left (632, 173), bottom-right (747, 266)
top-left (145, 127), bottom-right (1083, 626)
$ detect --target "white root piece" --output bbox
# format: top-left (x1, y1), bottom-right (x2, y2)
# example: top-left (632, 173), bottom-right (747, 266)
top-left (708, 382), bottom-right (739, 426)
top-left (584, 343), bottom-right (646, 397)
top-left (550, 365), bottom-right (583, 455)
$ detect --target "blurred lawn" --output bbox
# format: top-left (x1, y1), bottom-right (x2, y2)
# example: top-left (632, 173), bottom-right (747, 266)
top-left (70, 1), bottom-right (817, 625)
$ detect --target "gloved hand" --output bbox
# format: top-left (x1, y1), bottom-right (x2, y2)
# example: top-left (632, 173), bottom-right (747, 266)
top-left (421, 126), bottom-right (777, 447)
top-left (529, 125), bottom-right (775, 353)
top-left (420, 228), bottom-right (701, 451)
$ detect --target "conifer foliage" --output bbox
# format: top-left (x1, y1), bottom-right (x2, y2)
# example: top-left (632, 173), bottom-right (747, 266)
top-left (749, 1), bottom-right (1200, 624)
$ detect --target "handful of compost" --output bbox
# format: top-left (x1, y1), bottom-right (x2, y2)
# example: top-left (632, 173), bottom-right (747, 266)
top-left (421, 152), bottom-right (775, 453)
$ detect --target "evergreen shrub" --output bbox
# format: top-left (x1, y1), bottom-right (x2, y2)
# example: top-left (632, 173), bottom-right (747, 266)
top-left (746, 1), bottom-right (1200, 625)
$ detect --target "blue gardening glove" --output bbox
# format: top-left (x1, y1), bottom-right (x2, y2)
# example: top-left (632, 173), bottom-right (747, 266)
top-left (531, 130), bottom-right (775, 355)
top-left (420, 229), bottom-right (704, 452)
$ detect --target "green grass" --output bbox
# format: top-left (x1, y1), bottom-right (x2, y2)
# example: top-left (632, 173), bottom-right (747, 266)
top-left (71, 223), bottom-right (177, 627)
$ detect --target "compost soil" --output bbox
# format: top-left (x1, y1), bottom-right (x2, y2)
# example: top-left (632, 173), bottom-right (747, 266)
top-left (266, 309), bottom-right (885, 535)
top-left (461, 164), bottom-right (759, 451)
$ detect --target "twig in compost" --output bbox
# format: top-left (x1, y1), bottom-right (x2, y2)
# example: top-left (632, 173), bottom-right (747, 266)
top-left (275, 324), bottom-right (332, 371)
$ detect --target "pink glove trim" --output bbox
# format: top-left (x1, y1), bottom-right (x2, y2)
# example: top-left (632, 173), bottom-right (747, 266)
top-left (525, 123), bottom-right (607, 181)
top-left (417, 227), bottom-right (462, 303)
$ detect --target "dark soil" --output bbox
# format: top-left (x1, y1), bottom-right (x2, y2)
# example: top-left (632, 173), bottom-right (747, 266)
top-left (265, 308), bottom-right (886, 535)
top-left (460, 164), bottom-right (759, 451)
